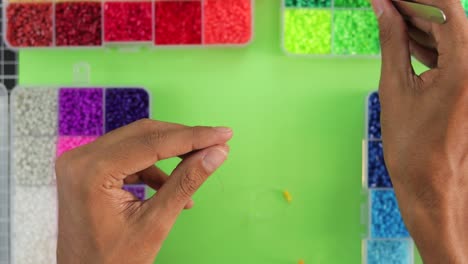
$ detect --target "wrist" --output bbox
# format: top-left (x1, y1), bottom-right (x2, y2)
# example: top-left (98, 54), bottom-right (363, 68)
top-left (396, 166), bottom-right (468, 264)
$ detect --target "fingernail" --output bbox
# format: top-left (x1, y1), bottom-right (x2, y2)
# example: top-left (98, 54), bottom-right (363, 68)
top-left (203, 147), bottom-right (228, 172)
top-left (372, 0), bottom-right (384, 18)
top-left (214, 127), bottom-right (232, 133)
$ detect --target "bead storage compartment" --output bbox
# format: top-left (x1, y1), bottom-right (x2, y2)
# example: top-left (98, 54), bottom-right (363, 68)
top-left (9, 86), bottom-right (151, 264)
top-left (282, 0), bottom-right (468, 57)
top-left (4, 0), bottom-right (254, 49)
top-left (362, 91), bottom-right (414, 264)
top-left (0, 85), bottom-right (8, 264)
top-left (282, 0), bottom-right (380, 56)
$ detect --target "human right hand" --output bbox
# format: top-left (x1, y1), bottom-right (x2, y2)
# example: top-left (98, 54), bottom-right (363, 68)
top-left (371, 0), bottom-right (468, 262)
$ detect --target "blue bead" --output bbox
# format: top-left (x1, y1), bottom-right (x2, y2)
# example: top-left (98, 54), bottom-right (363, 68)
top-left (368, 140), bottom-right (392, 188)
top-left (367, 239), bottom-right (412, 264)
top-left (368, 92), bottom-right (382, 140)
top-left (370, 190), bottom-right (410, 238)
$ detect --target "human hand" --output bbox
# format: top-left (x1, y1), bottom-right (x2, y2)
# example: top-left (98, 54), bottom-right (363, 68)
top-left (55, 119), bottom-right (233, 264)
top-left (371, 0), bottom-right (468, 262)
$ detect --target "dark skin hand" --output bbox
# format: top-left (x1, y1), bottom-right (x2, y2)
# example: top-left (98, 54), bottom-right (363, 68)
top-left (56, 119), bottom-right (233, 264)
top-left (56, 1), bottom-right (468, 262)
top-left (371, 0), bottom-right (468, 262)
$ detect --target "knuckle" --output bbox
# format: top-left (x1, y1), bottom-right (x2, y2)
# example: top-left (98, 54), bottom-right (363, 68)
top-left (190, 126), bottom-right (201, 149)
top-left (143, 127), bottom-right (167, 151)
top-left (55, 151), bottom-right (90, 186)
top-left (379, 23), bottom-right (393, 47)
top-left (177, 167), bottom-right (204, 199)
top-left (89, 158), bottom-right (110, 176)
top-left (379, 18), bottom-right (406, 48)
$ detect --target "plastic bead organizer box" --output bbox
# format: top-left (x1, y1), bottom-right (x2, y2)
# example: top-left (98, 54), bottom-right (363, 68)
top-left (8, 86), bottom-right (150, 263)
top-left (282, 0), bottom-right (468, 56)
top-left (4, 0), bottom-right (253, 48)
top-left (363, 92), bottom-right (414, 264)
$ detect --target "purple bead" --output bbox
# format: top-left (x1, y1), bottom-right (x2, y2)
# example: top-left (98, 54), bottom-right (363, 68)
top-left (59, 88), bottom-right (104, 136)
top-left (105, 88), bottom-right (149, 133)
top-left (368, 92), bottom-right (381, 139)
top-left (368, 140), bottom-right (392, 188)
top-left (123, 184), bottom-right (146, 200)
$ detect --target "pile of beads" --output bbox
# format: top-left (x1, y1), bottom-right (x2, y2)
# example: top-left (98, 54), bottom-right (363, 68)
top-left (123, 185), bottom-right (147, 201)
top-left (283, 0), bottom-right (468, 56)
top-left (370, 190), bottom-right (409, 238)
top-left (10, 87), bottom-right (151, 264)
top-left (363, 92), bottom-right (413, 264)
top-left (366, 239), bottom-right (412, 264)
top-left (5, 0), bottom-right (253, 48)
top-left (282, 0), bottom-right (379, 56)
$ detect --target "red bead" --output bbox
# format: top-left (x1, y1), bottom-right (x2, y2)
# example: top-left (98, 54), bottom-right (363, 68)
top-left (155, 1), bottom-right (202, 45)
top-left (6, 3), bottom-right (53, 47)
top-left (104, 1), bottom-right (153, 42)
top-left (55, 2), bottom-right (102, 46)
top-left (204, 0), bottom-right (252, 45)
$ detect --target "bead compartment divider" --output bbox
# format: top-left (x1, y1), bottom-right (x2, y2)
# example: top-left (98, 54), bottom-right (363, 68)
top-left (0, 85), bottom-right (9, 264)
top-left (4, 0), bottom-right (254, 49)
top-left (281, 0), bottom-right (380, 57)
top-left (9, 86), bottom-right (151, 264)
top-left (362, 91), bottom-right (414, 264)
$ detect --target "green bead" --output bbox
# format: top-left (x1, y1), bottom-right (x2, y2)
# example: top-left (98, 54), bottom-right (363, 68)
top-left (285, 0), bottom-right (332, 8)
top-left (334, 0), bottom-right (370, 8)
top-left (461, 0), bottom-right (468, 11)
top-left (284, 9), bottom-right (332, 55)
top-left (332, 10), bottom-right (380, 55)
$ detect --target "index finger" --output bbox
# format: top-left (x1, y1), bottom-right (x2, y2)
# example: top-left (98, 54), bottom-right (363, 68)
top-left (84, 119), bottom-right (233, 183)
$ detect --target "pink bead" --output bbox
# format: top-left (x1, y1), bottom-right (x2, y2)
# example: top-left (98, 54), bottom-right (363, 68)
top-left (56, 136), bottom-right (97, 157)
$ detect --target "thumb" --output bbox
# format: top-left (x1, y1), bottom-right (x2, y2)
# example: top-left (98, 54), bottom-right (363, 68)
top-left (141, 145), bottom-right (229, 233)
top-left (373, 0), bottom-right (413, 86)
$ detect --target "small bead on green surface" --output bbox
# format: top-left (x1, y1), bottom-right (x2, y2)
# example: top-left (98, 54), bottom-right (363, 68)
top-left (334, 0), bottom-right (370, 8)
top-left (285, 0), bottom-right (331, 8)
top-left (284, 9), bottom-right (332, 55)
top-left (333, 10), bottom-right (380, 55)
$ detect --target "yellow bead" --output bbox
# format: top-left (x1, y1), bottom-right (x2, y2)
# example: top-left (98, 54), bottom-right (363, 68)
top-left (298, 260), bottom-right (305, 264)
top-left (283, 190), bottom-right (292, 203)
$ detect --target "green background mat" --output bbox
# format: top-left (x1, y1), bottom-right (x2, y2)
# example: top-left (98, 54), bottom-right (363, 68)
top-left (19, 1), bottom-right (424, 263)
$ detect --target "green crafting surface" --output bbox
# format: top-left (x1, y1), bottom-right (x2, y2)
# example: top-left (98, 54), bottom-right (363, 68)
top-left (19, 0), bottom-right (424, 263)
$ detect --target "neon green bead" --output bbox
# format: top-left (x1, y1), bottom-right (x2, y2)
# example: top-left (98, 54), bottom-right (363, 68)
top-left (333, 10), bottom-right (380, 55)
top-left (284, 9), bottom-right (332, 55)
